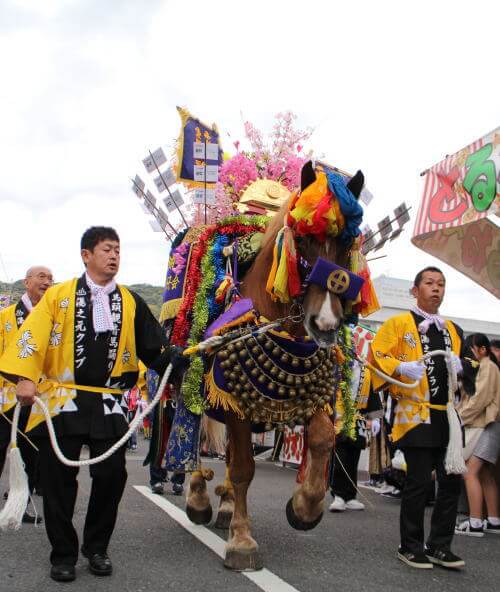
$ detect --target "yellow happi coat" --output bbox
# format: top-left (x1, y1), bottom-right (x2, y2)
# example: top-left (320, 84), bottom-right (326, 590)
top-left (0, 302), bottom-right (28, 413)
top-left (0, 279), bottom-right (140, 432)
top-left (370, 312), bottom-right (461, 443)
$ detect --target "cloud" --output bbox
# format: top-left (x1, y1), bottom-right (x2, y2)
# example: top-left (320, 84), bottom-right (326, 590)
top-left (0, 0), bottom-right (497, 323)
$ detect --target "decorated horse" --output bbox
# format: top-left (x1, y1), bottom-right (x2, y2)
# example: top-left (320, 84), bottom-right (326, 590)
top-left (159, 160), bottom-right (379, 571)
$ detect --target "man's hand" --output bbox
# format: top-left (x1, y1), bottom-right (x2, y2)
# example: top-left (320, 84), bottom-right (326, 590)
top-left (16, 379), bottom-right (36, 406)
top-left (370, 418), bottom-right (381, 437)
top-left (168, 346), bottom-right (190, 372)
top-left (396, 361), bottom-right (425, 381)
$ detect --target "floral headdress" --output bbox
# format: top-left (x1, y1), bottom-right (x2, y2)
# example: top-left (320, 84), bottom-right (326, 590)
top-left (266, 163), bottom-right (366, 304)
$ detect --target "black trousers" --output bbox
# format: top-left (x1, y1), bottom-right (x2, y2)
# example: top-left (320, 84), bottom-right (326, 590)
top-left (400, 447), bottom-right (461, 554)
top-left (36, 436), bottom-right (127, 566)
top-left (330, 440), bottom-right (362, 502)
top-left (0, 408), bottom-right (38, 493)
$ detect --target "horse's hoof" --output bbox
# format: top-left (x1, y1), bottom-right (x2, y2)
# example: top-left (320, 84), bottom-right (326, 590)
top-left (214, 510), bottom-right (233, 530)
top-left (224, 548), bottom-right (263, 572)
top-left (185, 504), bottom-right (213, 525)
top-left (285, 498), bottom-right (323, 531)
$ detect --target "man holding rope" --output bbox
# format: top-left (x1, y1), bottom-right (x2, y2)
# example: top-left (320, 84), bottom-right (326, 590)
top-left (0, 265), bottom-right (53, 523)
top-left (0, 227), bottom-right (185, 583)
top-left (370, 266), bottom-right (465, 570)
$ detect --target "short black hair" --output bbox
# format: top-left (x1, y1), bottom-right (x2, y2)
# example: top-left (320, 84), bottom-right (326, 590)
top-left (414, 266), bottom-right (445, 287)
top-left (491, 339), bottom-right (500, 349)
top-left (80, 226), bottom-right (120, 251)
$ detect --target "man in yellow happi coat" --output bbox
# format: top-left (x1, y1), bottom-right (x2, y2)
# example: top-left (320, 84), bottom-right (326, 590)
top-left (0, 227), bottom-right (184, 583)
top-left (370, 266), bottom-right (465, 571)
top-left (0, 265), bottom-right (53, 522)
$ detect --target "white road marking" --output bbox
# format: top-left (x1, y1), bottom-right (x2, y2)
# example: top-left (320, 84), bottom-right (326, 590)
top-left (134, 486), bottom-right (301, 592)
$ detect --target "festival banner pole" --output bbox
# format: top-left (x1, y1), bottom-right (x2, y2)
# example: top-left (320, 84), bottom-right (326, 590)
top-left (130, 177), bottom-right (176, 239)
top-left (148, 150), bottom-right (189, 228)
top-left (204, 139), bottom-right (207, 225)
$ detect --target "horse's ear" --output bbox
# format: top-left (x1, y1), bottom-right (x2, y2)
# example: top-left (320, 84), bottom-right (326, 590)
top-left (301, 161), bottom-right (316, 192)
top-left (346, 170), bottom-right (364, 200)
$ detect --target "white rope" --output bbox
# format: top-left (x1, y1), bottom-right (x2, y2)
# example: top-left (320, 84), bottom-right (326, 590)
top-left (0, 364), bottom-right (173, 529)
top-left (354, 349), bottom-right (465, 475)
top-left (38, 363), bottom-right (173, 467)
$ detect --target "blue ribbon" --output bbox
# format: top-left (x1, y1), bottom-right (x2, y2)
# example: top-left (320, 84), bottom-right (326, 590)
top-left (326, 172), bottom-right (363, 246)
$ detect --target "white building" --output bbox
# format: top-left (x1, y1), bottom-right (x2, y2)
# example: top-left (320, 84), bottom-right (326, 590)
top-left (362, 275), bottom-right (500, 341)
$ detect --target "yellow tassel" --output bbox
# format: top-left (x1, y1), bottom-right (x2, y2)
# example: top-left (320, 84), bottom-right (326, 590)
top-left (211, 311), bottom-right (258, 336)
top-left (159, 298), bottom-right (183, 323)
top-left (266, 232), bottom-right (281, 298)
top-left (205, 365), bottom-right (244, 419)
top-left (359, 279), bottom-right (381, 317)
top-left (323, 403), bottom-right (334, 416)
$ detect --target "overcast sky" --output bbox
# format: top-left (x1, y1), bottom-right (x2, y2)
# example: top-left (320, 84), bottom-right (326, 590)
top-left (0, 0), bottom-right (498, 321)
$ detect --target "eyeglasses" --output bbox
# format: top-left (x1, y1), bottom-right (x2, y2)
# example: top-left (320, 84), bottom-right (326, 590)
top-left (27, 273), bottom-right (54, 284)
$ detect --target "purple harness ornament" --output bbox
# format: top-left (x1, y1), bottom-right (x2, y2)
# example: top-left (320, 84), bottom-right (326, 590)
top-left (306, 257), bottom-right (364, 300)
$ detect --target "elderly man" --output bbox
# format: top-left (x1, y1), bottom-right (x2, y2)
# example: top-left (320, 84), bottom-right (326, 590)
top-left (0, 265), bottom-right (53, 522)
top-left (0, 227), bottom-right (185, 583)
top-left (371, 266), bottom-right (465, 570)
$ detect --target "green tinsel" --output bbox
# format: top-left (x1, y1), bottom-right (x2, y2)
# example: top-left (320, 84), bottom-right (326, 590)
top-left (338, 326), bottom-right (357, 440)
top-left (181, 236), bottom-right (217, 414)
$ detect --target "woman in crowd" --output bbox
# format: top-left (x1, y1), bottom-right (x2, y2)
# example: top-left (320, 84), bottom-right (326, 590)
top-left (456, 333), bottom-right (500, 537)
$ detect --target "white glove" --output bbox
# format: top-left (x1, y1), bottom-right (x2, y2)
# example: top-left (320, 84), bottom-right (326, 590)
top-left (396, 361), bottom-right (425, 381)
top-left (450, 353), bottom-right (463, 376)
top-left (371, 418), bottom-right (381, 437)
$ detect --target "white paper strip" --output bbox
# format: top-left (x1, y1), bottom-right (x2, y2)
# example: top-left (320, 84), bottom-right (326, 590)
top-left (193, 165), bottom-right (205, 182)
top-left (193, 142), bottom-right (205, 159)
top-left (143, 147), bottom-right (167, 173)
top-left (134, 175), bottom-right (145, 191)
top-left (132, 184), bottom-right (143, 198)
top-left (149, 219), bottom-right (163, 232)
top-left (163, 189), bottom-right (184, 213)
top-left (144, 192), bottom-right (156, 207)
top-left (194, 188), bottom-right (216, 205)
top-left (153, 168), bottom-right (176, 192)
top-left (360, 188), bottom-right (374, 206)
top-left (205, 165), bottom-right (219, 183)
top-left (205, 143), bottom-right (219, 160)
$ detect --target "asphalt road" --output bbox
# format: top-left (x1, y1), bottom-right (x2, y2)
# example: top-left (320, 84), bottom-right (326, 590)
top-left (0, 438), bottom-right (498, 592)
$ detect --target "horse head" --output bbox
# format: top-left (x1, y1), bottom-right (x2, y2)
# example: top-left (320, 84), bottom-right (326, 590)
top-left (295, 162), bottom-right (364, 347)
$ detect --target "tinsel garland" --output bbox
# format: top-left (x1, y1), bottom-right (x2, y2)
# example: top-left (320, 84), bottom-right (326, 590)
top-left (171, 215), bottom-right (268, 414)
top-left (181, 236), bottom-right (220, 414)
top-left (336, 325), bottom-right (357, 439)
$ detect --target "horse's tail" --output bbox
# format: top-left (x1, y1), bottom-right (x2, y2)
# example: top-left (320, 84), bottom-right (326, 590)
top-left (202, 415), bottom-right (226, 455)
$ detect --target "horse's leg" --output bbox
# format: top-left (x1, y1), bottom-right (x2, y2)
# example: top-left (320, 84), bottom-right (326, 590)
top-left (214, 444), bottom-right (234, 529)
top-left (186, 466), bottom-right (214, 525)
top-left (286, 410), bottom-right (334, 530)
top-left (223, 413), bottom-right (262, 571)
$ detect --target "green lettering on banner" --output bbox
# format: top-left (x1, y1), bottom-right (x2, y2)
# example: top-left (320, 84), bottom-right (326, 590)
top-left (463, 144), bottom-right (496, 212)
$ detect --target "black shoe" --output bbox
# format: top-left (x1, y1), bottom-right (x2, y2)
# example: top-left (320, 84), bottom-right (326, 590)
top-left (50, 565), bottom-right (76, 582)
top-left (484, 520), bottom-right (500, 535)
top-left (425, 547), bottom-right (465, 569)
top-left (397, 549), bottom-right (433, 569)
top-left (34, 487), bottom-right (43, 497)
top-left (172, 482), bottom-right (184, 496)
top-left (22, 512), bottom-right (43, 525)
top-left (3, 491), bottom-right (7, 500)
top-left (81, 548), bottom-right (112, 576)
top-left (151, 482), bottom-right (164, 495)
